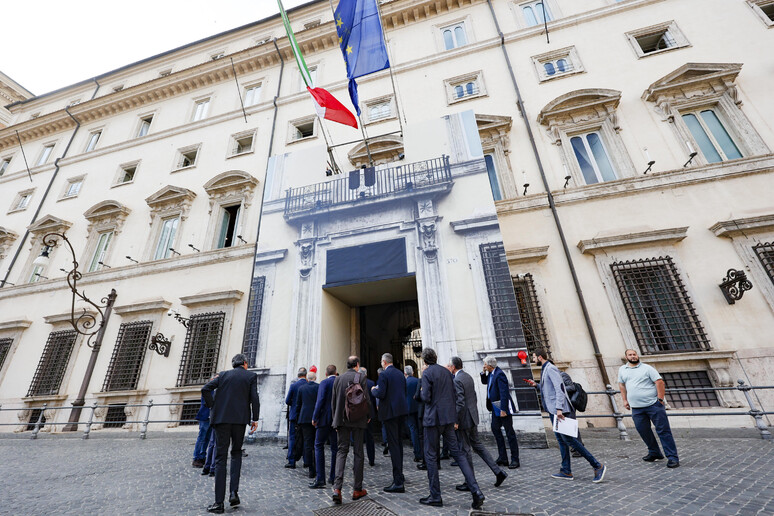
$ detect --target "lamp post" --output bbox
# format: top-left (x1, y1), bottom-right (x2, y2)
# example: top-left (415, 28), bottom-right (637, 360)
top-left (33, 232), bottom-right (117, 432)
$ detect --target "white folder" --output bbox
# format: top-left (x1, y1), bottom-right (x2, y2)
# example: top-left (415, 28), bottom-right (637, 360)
top-left (553, 415), bottom-right (579, 438)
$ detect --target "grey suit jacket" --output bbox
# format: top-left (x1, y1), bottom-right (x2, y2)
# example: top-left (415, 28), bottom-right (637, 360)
top-left (454, 369), bottom-right (479, 429)
top-left (331, 368), bottom-right (370, 429)
top-left (539, 361), bottom-right (572, 415)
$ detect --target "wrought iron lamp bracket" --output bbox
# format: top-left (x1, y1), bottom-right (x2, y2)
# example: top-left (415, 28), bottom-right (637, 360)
top-left (169, 311), bottom-right (190, 328)
top-left (149, 333), bottom-right (171, 357)
top-left (719, 268), bottom-right (753, 304)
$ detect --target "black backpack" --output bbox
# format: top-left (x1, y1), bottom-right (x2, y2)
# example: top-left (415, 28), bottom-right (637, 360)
top-left (560, 371), bottom-right (588, 412)
top-left (345, 372), bottom-right (369, 422)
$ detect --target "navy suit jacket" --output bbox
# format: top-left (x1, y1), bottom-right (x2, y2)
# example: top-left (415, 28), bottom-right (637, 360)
top-left (367, 378), bottom-right (378, 421)
top-left (295, 381), bottom-right (319, 425)
top-left (313, 375), bottom-right (336, 427)
top-left (285, 378), bottom-right (306, 421)
top-left (202, 367), bottom-right (260, 425)
top-left (487, 367), bottom-right (516, 416)
top-left (372, 365), bottom-right (408, 421)
top-left (420, 364), bottom-right (457, 427)
top-left (405, 376), bottom-right (419, 414)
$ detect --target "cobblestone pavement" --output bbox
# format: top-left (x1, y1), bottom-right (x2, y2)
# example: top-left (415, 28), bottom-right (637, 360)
top-left (1, 428), bottom-right (773, 515)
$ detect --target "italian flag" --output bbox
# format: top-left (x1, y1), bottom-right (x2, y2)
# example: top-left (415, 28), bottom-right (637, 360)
top-left (278, 0), bottom-right (358, 129)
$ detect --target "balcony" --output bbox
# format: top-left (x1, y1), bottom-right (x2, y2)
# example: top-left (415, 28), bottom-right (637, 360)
top-left (283, 156), bottom-right (452, 220)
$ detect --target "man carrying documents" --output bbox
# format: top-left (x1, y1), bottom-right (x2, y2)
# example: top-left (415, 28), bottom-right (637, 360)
top-left (526, 349), bottom-right (607, 483)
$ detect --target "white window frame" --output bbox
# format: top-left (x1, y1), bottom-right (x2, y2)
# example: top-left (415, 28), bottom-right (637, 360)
top-left (60, 176), bottom-right (85, 200)
top-left (364, 95), bottom-right (396, 125)
top-left (625, 21), bottom-right (690, 59)
top-left (531, 46), bottom-right (585, 82)
top-left (747, 0), bottom-right (774, 27)
top-left (0, 156), bottom-right (11, 177)
top-left (8, 189), bottom-right (34, 213)
top-left (440, 21), bottom-right (468, 50)
top-left (136, 114), bottom-right (154, 137)
top-left (192, 97), bottom-right (211, 122)
top-left (88, 231), bottom-right (114, 272)
top-left (244, 82), bottom-right (263, 107)
top-left (299, 64), bottom-right (318, 90)
top-left (114, 161), bottom-right (139, 187)
top-left (288, 116), bottom-right (318, 143)
top-left (35, 143), bottom-right (55, 167)
top-left (153, 216), bottom-right (180, 261)
top-left (516, 0), bottom-right (559, 29)
top-left (174, 144), bottom-right (202, 171)
top-left (84, 130), bottom-right (102, 152)
top-left (29, 263), bottom-right (47, 283)
top-left (228, 130), bottom-right (257, 157)
top-left (444, 71), bottom-right (487, 105)
top-left (214, 204), bottom-right (242, 249)
top-left (568, 130), bottom-right (619, 185)
top-left (680, 107), bottom-right (743, 164)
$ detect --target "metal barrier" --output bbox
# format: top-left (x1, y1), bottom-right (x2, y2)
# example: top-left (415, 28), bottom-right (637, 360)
top-left (511, 379), bottom-right (773, 441)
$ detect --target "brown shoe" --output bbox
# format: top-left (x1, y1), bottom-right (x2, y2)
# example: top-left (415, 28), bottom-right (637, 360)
top-left (352, 489), bottom-right (368, 500)
top-left (332, 489), bottom-right (342, 504)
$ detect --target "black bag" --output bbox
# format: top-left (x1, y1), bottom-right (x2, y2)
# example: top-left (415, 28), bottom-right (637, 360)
top-left (345, 372), bottom-right (369, 422)
top-left (560, 371), bottom-right (588, 412)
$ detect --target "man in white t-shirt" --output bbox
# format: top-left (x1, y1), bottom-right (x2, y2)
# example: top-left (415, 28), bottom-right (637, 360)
top-left (618, 349), bottom-right (679, 468)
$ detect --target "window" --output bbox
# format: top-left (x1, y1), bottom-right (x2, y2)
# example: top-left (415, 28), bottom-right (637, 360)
top-left (512, 274), bottom-right (549, 356)
top-left (216, 205), bottom-right (241, 249)
top-left (104, 404), bottom-right (128, 428)
top-left (0, 157), bottom-right (10, 177)
top-left (11, 192), bottom-right (32, 212)
top-left (570, 131), bottom-right (618, 184)
top-left (753, 242), bottom-right (774, 285)
top-left (88, 231), bottom-right (113, 272)
top-left (117, 164), bottom-right (137, 185)
top-left (137, 115), bottom-right (153, 137)
top-left (36, 144), bottom-right (54, 166)
top-left (441, 22), bottom-right (467, 50)
top-left (85, 130), bottom-right (101, 152)
top-left (63, 178), bottom-right (84, 199)
top-left (455, 81), bottom-right (478, 99)
top-left (154, 217), bottom-right (179, 260)
top-left (290, 118), bottom-right (316, 141)
top-left (25, 409), bottom-right (46, 431)
top-left (27, 330), bottom-right (77, 397)
top-left (29, 263), bottom-right (47, 283)
top-left (748, 0), bottom-right (774, 26)
top-left (445, 71), bottom-right (486, 104)
top-left (368, 100), bottom-right (392, 122)
top-left (0, 338), bottom-right (12, 371)
top-left (484, 154), bottom-right (502, 201)
top-left (192, 98), bottom-right (210, 121)
top-left (176, 312), bottom-right (226, 386)
top-left (102, 321), bottom-right (152, 392)
top-left (681, 109), bottom-right (742, 164)
top-left (610, 256), bottom-right (711, 355)
top-left (180, 399), bottom-right (201, 425)
top-left (242, 276), bottom-right (266, 368)
top-left (662, 371), bottom-right (720, 408)
top-left (308, 66), bottom-right (317, 87)
top-left (230, 132), bottom-right (255, 156)
top-left (480, 242), bottom-right (525, 349)
top-left (626, 21), bottom-right (689, 58)
top-left (532, 46), bottom-right (585, 83)
top-left (244, 84), bottom-right (262, 107)
top-left (521, 1), bottom-right (552, 27)
top-left (176, 146), bottom-right (200, 169)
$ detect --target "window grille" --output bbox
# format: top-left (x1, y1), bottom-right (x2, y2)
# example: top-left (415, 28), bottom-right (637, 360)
top-left (25, 408), bottom-right (46, 431)
top-left (0, 337), bottom-right (12, 370)
top-left (242, 277), bottom-right (266, 368)
top-left (180, 399), bottom-right (200, 425)
top-left (102, 321), bottom-right (153, 392)
top-left (662, 371), bottom-right (720, 408)
top-left (104, 403), bottom-right (127, 428)
top-left (480, 242), bottom-right (525, 348)
top-left (27, 330), bottom-right (78, 397)
top-left (176, 312), bottom-right (225, 387)
top-left (753, 242), bottom-right (774, 285)
top-left (512, 274), bottom-right (550, 356)
top-left (610, 257), bottom-right (710, 355)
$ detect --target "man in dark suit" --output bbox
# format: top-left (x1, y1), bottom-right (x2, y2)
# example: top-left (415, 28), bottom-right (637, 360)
top-left (201, 354), bottom-right (260, 514)
top-left (449, 356), bottom-right (507, 490)
top-left (363, 368), bottom-right (377, 467)
top-left (284, 367), bottom-right (307, 468)
top-left (371, 352), bottom-right (408, 492)
top-left (331, 356), bottom-right (370, 504)
top-left (404, 365), bottom-right (422, 463)
top-left (480, 356), bottom-right (520, 469)
top-left (295, 370), bottom-right (320, 479)
top-left (420, 348), bottom-right (485, 510)
top-left (310, 365), bottom-right (338, 488)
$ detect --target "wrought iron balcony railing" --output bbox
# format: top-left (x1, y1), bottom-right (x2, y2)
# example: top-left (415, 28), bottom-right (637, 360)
top-left (284, 155), bottom-right (451, 218)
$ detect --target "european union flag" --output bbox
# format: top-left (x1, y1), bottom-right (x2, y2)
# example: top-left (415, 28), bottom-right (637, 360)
top-left (335, 0), bottom-right (390, 115)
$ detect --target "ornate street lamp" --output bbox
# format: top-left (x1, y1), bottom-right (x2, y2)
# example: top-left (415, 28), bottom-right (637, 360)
top-left (33, 232), bottom-right (117, 432)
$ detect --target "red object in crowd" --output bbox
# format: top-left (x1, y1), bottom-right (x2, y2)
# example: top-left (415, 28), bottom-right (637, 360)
top-left (309, 365), bottom-right (317, 373)
top-left (517, 350), bottom-right (528, 365)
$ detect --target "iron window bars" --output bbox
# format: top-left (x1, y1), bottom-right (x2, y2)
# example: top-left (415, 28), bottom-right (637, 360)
top-left (0, 337), bottom-right (12, 370)
top-left (25, 408), bottom-right (46, 431)
top-left (611, 256), bottom-right (710, 355)
top-left (480, 242), bottom-right (525, 349)
top-left (661, 371), bottom-right (720, 408)
top-left (753, 242), bottom-right (774, 285)
top-left (241, 276), bottom-right (266, 368)
top-left (104, 403), bottom-right (128, 428)
top-left (27, 330), bottom-right (78, 397)
top-left (512, 274), bottom-right (550, 357)
top-left (176, 312), bottom-right (226, 387)
top-left (180, 399), bottom-right (201, 425)
top-left (102, 321), bottom-right (153, 392)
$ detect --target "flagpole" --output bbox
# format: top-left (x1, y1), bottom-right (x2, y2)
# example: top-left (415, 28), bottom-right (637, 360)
top-left (374, 0), bottom-right (406, 136)
top-left (357, 113), bottom-right (374, 166)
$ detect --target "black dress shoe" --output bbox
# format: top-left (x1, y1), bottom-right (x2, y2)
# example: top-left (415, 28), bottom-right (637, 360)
top-left (229, 491), bottom-right (240, 507)
top-left (209, 471), bottom-right (215, 477)
top-left (201, 468), bottom-right (210, 475)
top-left (450, 460), bottom-right (459, 467)
top-left (643, 454), bottom-right (665, 462)
top-left (383, 446), bottom-right (390, 455)
top-left (383, 484), bottom-right (405, 493)
top-left (472, 492), bottom-right (485, 510)
top-left (282, 444), bottom-right (289, 449)
top-left (417, 462), bottom-right (427, 470)
top-left (439, 453), bottom-right (450, 460)
top-left (207, 502), bottom-right (224, 514)
top-left (419, 496), bottom-right (443, 507)
top-left (414, 457), bottom-right (422, 462)
top-left (309, 480), bottom-right (326, 489)
top-left (308, 471), bottom-right (316, 479)
top-left (495, 458), bottom-right (507, 466)
top-left (494, 471), bottom-right (508, 487)
top-left (284, 462), bottom-right (296, 469)
top-left (667, 460), bottom-right (680, 468)
top-left (369, 461), bottom-right (375, 467)
top-left (509, 459), bottom-right (520, 469)
top-left (456, 482), bottom-right (470, 491)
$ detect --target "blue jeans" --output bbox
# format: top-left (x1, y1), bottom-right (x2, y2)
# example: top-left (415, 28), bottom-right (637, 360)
top-left (194, 420), bottom-right (212, 461)
top-left (204, 430), bottom-right (217, 470)
top-left (314, 425), bottom-right (338, 484)
top-left (406, 413), bottom-right (422, 460)
top-left (549, 414), bottom-right (600, 475)
top-left (632, 401), bottom-right (679, 461)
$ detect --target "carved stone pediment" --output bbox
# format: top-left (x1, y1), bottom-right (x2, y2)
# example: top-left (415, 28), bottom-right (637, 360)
top-left (27, 214), bottom-right (72, 236)
top-left (476, 114), bottom-right (512, 150)
top-left (83, 200), bottom-right (131, 235)
top-left (0, 226), bottom-right (18, 257)
top-left (203, 170), bottom-right (259, 197)
top-left (537, 89), bottom-right (622, 144)
top-left (145, 185), bottom-right (197, 209)
top-left (348, 135), bottom-right (404, 168)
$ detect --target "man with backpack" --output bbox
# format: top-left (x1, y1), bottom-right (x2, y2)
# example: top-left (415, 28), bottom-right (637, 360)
top-left (526, 348), bottom-right (606, 483)
top-left (330, 356), bottom-right (370, 504)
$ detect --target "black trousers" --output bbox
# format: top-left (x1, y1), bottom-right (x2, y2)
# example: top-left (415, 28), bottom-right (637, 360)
top-left (383, 416), bottom-right (405, 485)
top-left (424, 424), bottom-right (480, 501)
top-left (491, 414), bottom-right (520, 462)
top-left (299, 423), bottom-right (317, 476)
top-left (365, 421), bottom-right (376, 465)
top-left (213, 423), bottom-right (246, 504)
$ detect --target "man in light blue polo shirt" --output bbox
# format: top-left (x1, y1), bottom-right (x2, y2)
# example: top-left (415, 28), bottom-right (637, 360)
top-left (618, 349), bottom-right (679, 468)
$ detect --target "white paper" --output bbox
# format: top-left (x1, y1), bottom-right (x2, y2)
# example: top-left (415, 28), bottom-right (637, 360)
top-left (553, 415), bottom-right (579, 438)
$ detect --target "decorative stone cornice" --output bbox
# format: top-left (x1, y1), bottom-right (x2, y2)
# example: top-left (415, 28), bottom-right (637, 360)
top-left (348, 135), bottom-right (404, 167)
top-left (145, 185), bottom-right (197, 208)
top-left (0, 226), bottom-right (19, 258)
top-left (0, 319), bottom-right (32, 331)
top-left (626, 350), bottom-right (736, 364)
top-left (93, 389), bottom-right (149, 399)
top-left (642, 63), bottom-right (743, 104)
top-left (84, 200), bottom-right (131, 223)
top-left (578, 227), bottom-right (688, 254)
top-left (450, 214), bottom-right (499, 233)
top-left (27, 214), bottom-right (73, 235)
top-left (203, 170), bottom-right (259, 197)
top-left (506, 246), bottom-right (549, 265)
top-left (537, 89), bottom-right (622, 145)
top-left (710, 214), bottom-right (774, 237)
top-left (44, 311), bottom-right (96, 324)
top-left (254, 249), bottom-right (288, 265)
top-left (113, 298), bottom-right (173, 316)
top-left (180, 289), bottom-right (244, 307)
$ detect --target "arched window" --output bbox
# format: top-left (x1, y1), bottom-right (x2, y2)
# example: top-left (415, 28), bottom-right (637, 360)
top-left (466, 82), bottom-right (475, 95)
top-left (454, 26), bottom-right (467, 46)
top-left (443, 29), bottom-right (454, 50)
top-left (557, 59), bottom-right (567, 73)
top-left (455, 85), bottom-right (464, 98)
top-left (544, 62), bottom-right (556, 76)
top-left (522, 6), bottom-right (537, 26)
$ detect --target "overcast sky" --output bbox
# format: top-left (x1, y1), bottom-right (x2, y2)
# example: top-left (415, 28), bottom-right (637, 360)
top-left (1, 0), bottom-right (312, 96)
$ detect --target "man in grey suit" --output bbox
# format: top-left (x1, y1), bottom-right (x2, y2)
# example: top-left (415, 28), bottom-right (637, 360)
top-left (448, 357), bottom-right (508, 490)
top-left (419, 348), bottom-right (485, 510)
